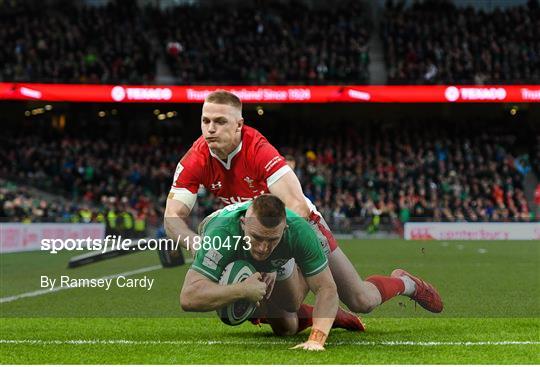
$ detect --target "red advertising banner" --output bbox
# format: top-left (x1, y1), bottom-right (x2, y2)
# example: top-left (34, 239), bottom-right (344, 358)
top-left (0, 83), bottom-right (539, 103)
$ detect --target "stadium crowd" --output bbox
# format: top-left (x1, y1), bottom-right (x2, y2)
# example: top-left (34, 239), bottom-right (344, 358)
top-left (0, 182), bottom-right (148, 236)
top-left (0, 132), bottom-right (174, 233)
top-left (0, 1), bottom-right (157, 84)
top-left (0, 184), bottom-right (150, 238)
top-left (382, 0), bottom-right (540, 84)
top-left (0, 0), bottom-right (369, 85)
top-left (1, 119), bottom-right (535, 233)
top-left (154, 0), bottom-right (370, 84)
top-left (279, 122), bottom-right (533, 231)
top-left (2, 0), bottom-right (538, 85)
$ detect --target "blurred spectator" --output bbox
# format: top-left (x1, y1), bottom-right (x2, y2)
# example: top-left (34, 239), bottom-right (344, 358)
top-left (535, 183), bottom-right (540, 218)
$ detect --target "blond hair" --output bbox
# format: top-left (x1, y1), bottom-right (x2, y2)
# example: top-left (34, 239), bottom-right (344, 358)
top-left (205, 90), bottom-right (242, 110)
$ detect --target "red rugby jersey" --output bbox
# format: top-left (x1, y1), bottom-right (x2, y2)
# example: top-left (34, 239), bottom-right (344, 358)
top-left (171, 125), bottom-right (291, 206)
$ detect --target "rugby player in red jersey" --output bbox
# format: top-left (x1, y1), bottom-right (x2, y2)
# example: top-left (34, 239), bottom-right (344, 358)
top-left (165, 90), bottom-right (442, 333)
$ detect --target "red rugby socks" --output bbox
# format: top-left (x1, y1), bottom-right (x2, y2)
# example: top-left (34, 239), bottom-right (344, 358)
top-left (365, 275), bottom-right (405, 303)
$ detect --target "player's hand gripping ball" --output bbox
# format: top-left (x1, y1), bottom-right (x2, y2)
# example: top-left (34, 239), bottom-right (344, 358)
top-left (217, 260), bottom-right (259, 325)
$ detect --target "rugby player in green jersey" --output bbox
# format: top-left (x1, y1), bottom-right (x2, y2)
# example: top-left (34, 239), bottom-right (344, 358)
top-left (180, 195), bottom-right (340, 351)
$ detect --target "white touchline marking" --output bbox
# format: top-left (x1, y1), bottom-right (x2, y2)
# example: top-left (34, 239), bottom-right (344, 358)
top-left (0, 264), bottom-right (164, 304)
top-left (0, 339), bottom-right (538, 347)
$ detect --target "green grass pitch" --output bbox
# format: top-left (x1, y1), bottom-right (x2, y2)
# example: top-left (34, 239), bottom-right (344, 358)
top-left (1, 239), bottom-right (539, 364)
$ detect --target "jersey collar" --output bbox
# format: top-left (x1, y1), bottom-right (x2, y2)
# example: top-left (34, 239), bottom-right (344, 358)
top-left (209, 141), bottom-right (242, 170)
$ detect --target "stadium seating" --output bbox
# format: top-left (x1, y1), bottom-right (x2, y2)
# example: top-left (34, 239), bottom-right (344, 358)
top-left (152, 1), bottom-right (370, 84)
top-left (2, 0), bottom-right (537, 85)
top-left (0, 181), bottom-right (148, 236)
top-left (282, 121), bottom-right (533, 231)
top-left (381, 0), bottom-right (540, 84)
top-left (0, 1), bottom-right (157, 84)
top-left (0, 0), bottom-right (369, 85)
top-left (1, 118), bottom-right (534, 233)
top-left (0, 131), bottom-right (168, 232)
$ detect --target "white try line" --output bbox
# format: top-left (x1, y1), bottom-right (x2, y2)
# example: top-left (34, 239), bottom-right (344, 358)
top-left (0, 264), bottom-right (164, 304)
top-left (0, 339), bottom-right (538, 347)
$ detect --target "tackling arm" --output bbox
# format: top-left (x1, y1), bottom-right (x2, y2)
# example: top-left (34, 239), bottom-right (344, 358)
top-left (164, 196), bottom-right (199, 252)
top-left (180, 269), bottom-right (267, 311)
top-left (268, 171), bottom-right (311, 218)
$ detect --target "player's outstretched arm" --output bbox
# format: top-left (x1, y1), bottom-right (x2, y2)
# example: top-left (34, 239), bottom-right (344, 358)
top-left (268, 171), bottom-right (311, 218)
top-left (180, 270), bottom-right (267, 312)
top-left (292, 267), bottom-right (338, 351)
top-left (164, 197), bottom-right (199, 253)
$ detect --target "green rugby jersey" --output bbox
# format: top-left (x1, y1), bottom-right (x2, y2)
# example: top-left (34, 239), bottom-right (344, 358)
top-left (191, 201), bottom-right (328, 282)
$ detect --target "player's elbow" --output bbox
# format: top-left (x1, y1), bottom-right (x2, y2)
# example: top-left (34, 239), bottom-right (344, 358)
top-left (164, 200), bottom-right (177, 219)
top-left (179, 289), bottom-right (192, 311)
top-left (180, 284), bottom-right (203, 312)
top-left (180, 293), bottom-right (201, 312)
top-left (164, 211), bottom-right (181, 228)
top-left (165, 199), bottom-right (191, 220)
top-left (163, 207), bottom-right (188, 239)
top-left (290, 199), bottom-right (311, 218)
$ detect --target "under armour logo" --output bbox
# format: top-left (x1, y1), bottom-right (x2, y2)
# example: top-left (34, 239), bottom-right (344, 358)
top-left (211, 181), bottom-right (222, 190)
top-left (244, 176), bottom-right (254, 188)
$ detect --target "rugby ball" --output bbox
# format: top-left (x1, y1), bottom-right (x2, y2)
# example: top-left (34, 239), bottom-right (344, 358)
top-left (217, 260), bottom-right (257, 326)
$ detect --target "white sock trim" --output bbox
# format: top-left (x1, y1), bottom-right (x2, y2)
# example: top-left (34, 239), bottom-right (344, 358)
top-left (400, 276), bottom-right (416, 297)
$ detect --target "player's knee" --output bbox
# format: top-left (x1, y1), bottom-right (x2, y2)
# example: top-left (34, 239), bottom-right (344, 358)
top-left (347, 302), bottom-right (373, 314)
top-left (291, 292), bottom-right (306, 312)
top-left (270, 322), bottom-right (297, 336)
top-left (346, 294), bottom-right (378, 314)
top-left (271, 327), bottom-right (296, 337)
top-left (272, 298), bottom-right (300, 313)
top-left (274, 290), bottom-right (303, 313)
top-left (283, 302), bottom-right (301, 314)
